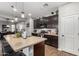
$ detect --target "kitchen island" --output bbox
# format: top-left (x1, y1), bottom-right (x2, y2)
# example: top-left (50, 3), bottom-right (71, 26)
top-left (4, 35), bottom-right (47, 56)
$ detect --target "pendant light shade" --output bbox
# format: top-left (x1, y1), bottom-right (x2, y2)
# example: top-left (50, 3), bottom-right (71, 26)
top-left (6, 19), bottom-right (10, 27)
top-left (10, 20), bottom-right (14, 23)
top-left (21, 12), bottom-right (25, 18)
top-left (28, 13), bottom-right (32, 16)
top-left (11, 5), bottom-right (17, 12)
top-left (21, 2), bottom-right (25, 18)
top-left (14, 17), bottom-right (18, 22)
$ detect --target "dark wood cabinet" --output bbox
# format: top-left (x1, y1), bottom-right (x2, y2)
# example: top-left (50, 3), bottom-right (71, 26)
top-left (44, 35), bottom-right (58, 48)
top-left (34, 15), bottom-right (58, 29)
top-left (32, 33), bottom-right (58, 48)
top-left (34, 42), bottom-right (45, 56)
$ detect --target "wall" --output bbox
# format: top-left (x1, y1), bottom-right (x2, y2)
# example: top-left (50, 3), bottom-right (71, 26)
top-left (16, 17), bottom-right (34, 36)
top-left (29, 18), bottom-right (34, 36)
top-left (25, 17), bottom-right (34, 36)
top-left (59, 2), bottom-right (79, 17)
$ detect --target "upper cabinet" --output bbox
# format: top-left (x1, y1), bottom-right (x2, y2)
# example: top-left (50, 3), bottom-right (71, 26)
top-left (34, 15), bottom-right (58, 29)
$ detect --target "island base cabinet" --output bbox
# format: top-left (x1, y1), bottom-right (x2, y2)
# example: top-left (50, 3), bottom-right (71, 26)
top-left (34, 42), bottom-right (45, 56)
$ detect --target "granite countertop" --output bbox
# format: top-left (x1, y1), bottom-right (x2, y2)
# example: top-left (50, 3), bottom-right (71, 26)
top-left (4, 35), bottom-right (47, 52)
top-left (44, 33), bottom-right (58, 36)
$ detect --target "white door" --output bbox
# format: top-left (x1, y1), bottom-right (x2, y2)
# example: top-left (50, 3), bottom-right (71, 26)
top-left (64, 16), bottom-right (74, 52)
top-left (59, 17), bottom-right (65, 50)
top-left (73, 14), bottom-right (79, 54)
top-left (63, 16), bottom-right (74, 52)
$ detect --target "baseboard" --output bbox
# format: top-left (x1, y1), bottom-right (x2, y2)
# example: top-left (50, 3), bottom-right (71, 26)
top-left (58, 48), bottom-right (63, 51)
top-left (63, 50), bottom-right (79, 56)
top-left (58, 48), bottom-right (79, 56)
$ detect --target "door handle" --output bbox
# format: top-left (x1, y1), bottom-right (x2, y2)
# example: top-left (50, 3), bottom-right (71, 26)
top-left (62, 35), bottom-right (64, 37)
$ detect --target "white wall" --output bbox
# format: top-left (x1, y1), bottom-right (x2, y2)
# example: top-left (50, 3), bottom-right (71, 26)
top-left (59, 2), bottom-right (79, 17)
top-left (29, 18), bottom-right (34, 36)
top-left (16, 17), bottom-right (34, 36)
top-left (25, 17), bottom-right (34, 36)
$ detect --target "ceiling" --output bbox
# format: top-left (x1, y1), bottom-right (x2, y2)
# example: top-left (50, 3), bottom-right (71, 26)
top-left (0, 2), bottom-right (68, 21)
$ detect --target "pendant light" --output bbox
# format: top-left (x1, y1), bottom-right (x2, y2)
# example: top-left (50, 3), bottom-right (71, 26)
top-left (14, 3), bottom-right (18, 22)
top-left (43, 3), bottom-right (48, 7)
top-left (11, 5), bottom-right (17, 12)
top-left (6, 19), bottom-right (10, 27)
top-left (21, 2), bottom-right (25, 18)
top-left (28, 13), bottom-right (32, 16)
top-left (10, 20), bottom-right (14, 23)
top-left (21, 12), bottom-right (25, 18)
top-left (14, 16), bottom-right (18, 22)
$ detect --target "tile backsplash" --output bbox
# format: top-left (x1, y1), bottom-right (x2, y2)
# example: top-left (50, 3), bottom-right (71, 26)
top-left (34, 28), bottom-right (57, 34)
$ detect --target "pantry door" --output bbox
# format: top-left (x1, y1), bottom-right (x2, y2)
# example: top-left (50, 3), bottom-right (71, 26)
top-left (63, 16), bottom-right (74, 52)
top-left (73, 14), bottom-right (79, 53)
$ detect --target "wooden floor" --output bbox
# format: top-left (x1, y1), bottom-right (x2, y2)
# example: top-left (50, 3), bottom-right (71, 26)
top-left (45, 45), bottom-right (76, 56)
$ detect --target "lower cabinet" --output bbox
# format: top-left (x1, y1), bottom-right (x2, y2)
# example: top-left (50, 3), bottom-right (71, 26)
top-left (32, 33), bottom-right (58, 48)
top-left (34, 42), bottom-right (45, 56)
top-left (44, 35), bottom-right (58, 48)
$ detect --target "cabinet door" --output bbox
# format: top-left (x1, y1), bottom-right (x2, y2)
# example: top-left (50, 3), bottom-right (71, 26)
top-left (64, 16), bottom-right (74, 52)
